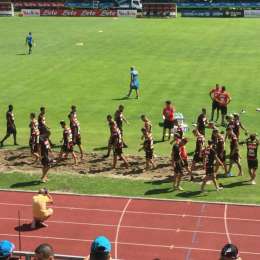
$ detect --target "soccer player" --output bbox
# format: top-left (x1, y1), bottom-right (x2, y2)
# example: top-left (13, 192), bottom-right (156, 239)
top-left (209, 84), bottom-right (221, 122)
top-left (233, 113), bottom-right (247, 139)
top-left (171, 133), bottom-right (184, 191)
top-left (201, 140), bottom-right (224, 192)
top-left (114, 105), bottom-right (129, 148)
top-left (212, 129), bottom-right (228, 175)
top-left (226, 127), bottom-right (242, 176)
top-left (29, 112), bottom-right (40, 162)
top-left (31, 188), bottom-right (53, 229)
top-left (139, 128), bottom-right (155, 170)
top-left (162, 100), bottom-right (175, 141)
top-left (197, 108), bottom-right (208, 136)
top-left (68, 105), bottom-right (83, 159)
top-left (59, 121), bottom-right (77, 165)
top-left (0, 105), bottom-right (17, 147)
top-left (39, 130), bottom-right (54, 183)
top-left (140, 114), bottom-right (152, 139)
top-left (179, 138), bottom-right (192, 176)
top-left (127, 66), bottom-right (140, 99)
top-left (240, 133), bottom-right (259, 185)
top-left (111, 124), bottom-right (128, 169)
top-left (25, 32), bottom-right (33, 55)
top-left (216, 86), bottom-right (231, 126)
top-left (191, 129), bottom-right (205, 177)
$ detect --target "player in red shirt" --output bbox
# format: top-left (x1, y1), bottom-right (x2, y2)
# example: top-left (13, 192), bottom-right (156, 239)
top-left (209, 84), bottom-right (221, 122)
top-left (216, 86), bottom-right (231, 126)
top-left (162, 100), bottom-right (175, 141)
top-left (179, 138), bottom-right (192, 176)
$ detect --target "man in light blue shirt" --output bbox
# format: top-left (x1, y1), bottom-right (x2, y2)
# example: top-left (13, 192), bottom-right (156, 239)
top-left (127, 66), bottom-right (140, 99)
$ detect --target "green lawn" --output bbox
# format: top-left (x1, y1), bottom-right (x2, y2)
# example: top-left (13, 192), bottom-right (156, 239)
top-left (0, 17), bottom-right (260, 203)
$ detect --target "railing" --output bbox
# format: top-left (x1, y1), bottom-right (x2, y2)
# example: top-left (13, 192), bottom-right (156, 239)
top-left (13, 251), bottom-right (85, 260)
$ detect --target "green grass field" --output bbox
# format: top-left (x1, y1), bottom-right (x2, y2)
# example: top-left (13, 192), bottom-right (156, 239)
top-left (1, 17), bottom-right (260, 203)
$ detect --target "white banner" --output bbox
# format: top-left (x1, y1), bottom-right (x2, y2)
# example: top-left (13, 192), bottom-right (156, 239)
top-left (117, 9), bottom-right (137, 17)
top-left (0, 10), bottom-right (13, 16)
top-left (244, 9), bottom-right (260, 17)
top-left (21, 9), bottom-right (40, 16)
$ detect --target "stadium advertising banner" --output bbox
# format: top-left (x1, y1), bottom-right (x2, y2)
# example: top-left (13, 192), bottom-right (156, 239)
top-left (21, 9), bottom-right (40, 16)
top-left (181, 9), bottom-right (244, 17)
top-left (14, 2), bottom-right (64, 8)
top-left (244, 9), bottom-right (260, 17)
top-left (117, 9), bottom-right (137, 17)
top-left (40, 9), bottom-right (118, 17)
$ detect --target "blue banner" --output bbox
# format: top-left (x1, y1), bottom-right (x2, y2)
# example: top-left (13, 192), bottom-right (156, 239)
top-left (178, 2), bottom-right (260, 9)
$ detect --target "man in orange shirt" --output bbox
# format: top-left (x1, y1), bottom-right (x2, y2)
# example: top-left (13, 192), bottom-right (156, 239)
top-left (31, 188), bottom-right (54, 229)
top-left (216, 86), bottom-right (231, 126)
top-left (162, 101), bottom-right (175, 141)
top-left (209, 84), bottom-right (221, 122)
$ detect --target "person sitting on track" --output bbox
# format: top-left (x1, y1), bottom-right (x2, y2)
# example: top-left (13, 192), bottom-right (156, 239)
top-left (85, 236), bottom-right (112, 260)
top-left (220, 243), bottom-right (242, 260)
top-left (34, 244), bottom-right (54, 260)
top-left (31, 188), bottom-right (54, 229)
top-left (0, 240), bottom-right (17, 260)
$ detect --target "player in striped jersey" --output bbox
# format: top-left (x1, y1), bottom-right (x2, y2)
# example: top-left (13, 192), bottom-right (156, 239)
top-left (29, 112), bottom-right (40, 162)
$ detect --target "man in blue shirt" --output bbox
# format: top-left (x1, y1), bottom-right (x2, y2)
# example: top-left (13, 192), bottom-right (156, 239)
top-left (127, 66), bottom-right (140, 99)
top-left (25, 32), bottom-right (33, 54)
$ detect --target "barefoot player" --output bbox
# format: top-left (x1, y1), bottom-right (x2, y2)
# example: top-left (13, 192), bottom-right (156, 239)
top-left (31, 188), bottom-right (53, 229)
top-left (201, 140), bottom-right (224, 192)
top-left (0, 105), bottom-right (17, 147)
top-left (114, 105), bottom-right (129, 148)
top-left (111, 124), bottom-right (129, 169)
top-left (226, 127), bottom-right (242, 176)
top-left (29, 113), bottom-right (40, 162)
top-left (68, 105), bottom-right (83, 159)
top-left (59, 121), bottom-right (77, 165)
top-left (139, 128), bottom-right (155, 170)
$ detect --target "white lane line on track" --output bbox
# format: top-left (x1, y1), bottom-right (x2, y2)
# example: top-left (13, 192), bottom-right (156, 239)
top-left (2, 217), bottom-right (260, 238)
top-left (1, 202), bottom-right (260, 223)
top-left (1, 233), bottom-right (260, 255)
top-left (224, 204), bottom-right (232, 243)
top-left (114, 199), bottom-right (132, 260)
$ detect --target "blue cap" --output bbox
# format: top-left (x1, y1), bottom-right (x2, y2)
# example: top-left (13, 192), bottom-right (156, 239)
top-left (0, 240), bottom-right (15, 258)
top-left (91, 236), bottom-right (111, 253)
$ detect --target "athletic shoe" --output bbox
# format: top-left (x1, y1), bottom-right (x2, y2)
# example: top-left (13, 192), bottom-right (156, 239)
top-left (177, 186), bottom-right (184, 191)
top-left (227, 172), bottom-right (233, 177)
top-left (217, 187), bottom-right (224, 191)
top-left (30, 220), bottom-right (36, 229)
top-left (40, 222), bottom-right (48, 228)
top-left (251, 180), bottom-right (256, 185)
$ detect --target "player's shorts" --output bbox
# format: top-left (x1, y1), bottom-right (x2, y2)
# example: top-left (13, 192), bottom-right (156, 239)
top-left (7, 126), bottom-right (16, 135)
top-left (230, 152), bottom-right (239, 163)
top-left (130, 80), bottom-right (140, 89)
top-left (198, 127), bottom-right (205, 136)
top-left (73, 134), bottom-right (81, 145)
top-left (174, 161), bottom-right (183, 174)
top-left (220, 106), bottom-right (227, 115)
top-left (206, 166), bottom-right (214, 176)
top-left (34, 208), bottom-right (53, 221)
top-left (182, 159), bottom-right (189, 168)
top-left (41, 157), bottom-right (51, 167)
top-left (28, 43), bottom-right (32, 48)
top-left (163, 120), bottom-right (174, 129)
top-left (145, 148), bottom-right (154, 160)
top-left (212, 100), bottom-right (220, 110)
top-left (62, 142), bottom-right (74, 153)
top-left (193, 152), bottom-right (203, 163)
top-left (30, 135), bottom-right (40, 153)
top-left (248, 159), bottom-right (258, 170)
top-left (217, 150), bottom-right (226, 163)
top-left (114, 146), bottom-right (123, 156)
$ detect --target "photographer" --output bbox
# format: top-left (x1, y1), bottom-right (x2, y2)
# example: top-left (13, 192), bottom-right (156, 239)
top-left (31, 188), bottom-right (54, 229)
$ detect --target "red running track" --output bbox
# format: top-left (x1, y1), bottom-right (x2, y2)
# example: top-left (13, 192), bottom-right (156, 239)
top-left (0, 191), bottom-right (260, 260)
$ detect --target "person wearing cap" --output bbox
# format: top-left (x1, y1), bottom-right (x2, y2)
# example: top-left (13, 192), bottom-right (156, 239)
top-left (85, 236), bottom-right (112, 260)
top-left (201, 140), bottom-right (224, 192)
top-left (0, 240), bottom-right (15, 260)
top-left (34, 243), bottom-right (54, 260)
top-left (240, 133), bottom-right (259, 185)
top-left (220, 243), bottom-right (242, 260)
top-left (127, 66), bottom-right (140, 99)
top-left (31, 189), bottom-right (54, 229)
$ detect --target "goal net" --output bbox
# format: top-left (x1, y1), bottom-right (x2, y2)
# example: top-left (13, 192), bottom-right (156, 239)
top-left (0, 2), bottom-right (14, 16)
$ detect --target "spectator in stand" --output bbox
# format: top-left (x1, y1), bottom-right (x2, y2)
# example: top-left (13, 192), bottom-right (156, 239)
top-left (85, 236), bottom-right (112, 260)
top-left (0, 240), bottom-right (16, 260)
top-left (162, 100), bottom-right (175, 141)
top-left (34, 243), bottom-right (54, 260)
top-left (220, 243), bottom-right (242, 260)
top-left (31, 188), bottom-right (54, 229)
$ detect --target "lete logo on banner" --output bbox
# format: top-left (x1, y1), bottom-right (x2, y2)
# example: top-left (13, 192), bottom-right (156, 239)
top-left (21, 9), bottom-right (40, 16)
top-left (40, 9), bottom-right (117, 17)
top-left (117, 9), bottom-right (137, 17)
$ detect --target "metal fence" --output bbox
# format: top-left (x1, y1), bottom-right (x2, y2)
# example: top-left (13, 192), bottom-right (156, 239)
top-left (13, 251), bottom-right (85, 260)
